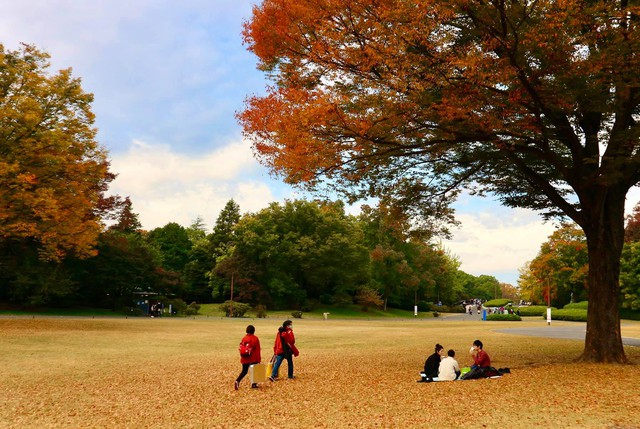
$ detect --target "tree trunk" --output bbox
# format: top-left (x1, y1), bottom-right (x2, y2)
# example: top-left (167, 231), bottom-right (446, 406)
top-left (580, 189), bottom-right (627, 363)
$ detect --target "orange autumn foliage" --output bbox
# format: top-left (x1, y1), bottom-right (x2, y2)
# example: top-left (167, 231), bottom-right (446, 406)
top-left (0, 44), bottom-right (114, 261)
top-left (239, 0), bottom-right (640, 198)
top-left (239, 1), bottom-right (640, 363)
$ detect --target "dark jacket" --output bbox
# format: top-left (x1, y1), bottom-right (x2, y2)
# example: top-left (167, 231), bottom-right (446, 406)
top-left (423, 352), bottom-right (441, 378)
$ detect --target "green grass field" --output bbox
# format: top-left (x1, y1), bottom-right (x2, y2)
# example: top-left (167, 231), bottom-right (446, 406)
top-left (1, 315), bottom-right (639, 428)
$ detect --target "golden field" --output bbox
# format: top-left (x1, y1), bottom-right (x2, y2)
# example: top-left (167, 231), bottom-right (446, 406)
top-left (1, 315), bottom-right (639, 429)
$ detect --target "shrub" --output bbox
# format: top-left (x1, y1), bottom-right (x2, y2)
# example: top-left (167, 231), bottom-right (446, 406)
top-left (354, 286), bottom-right (383, 312)
top-left (185, 301), bottom-right (201, 316)
top-left (219, 300), bottom-right (251, 317)
top-left (517, 305), bottom-right (553, 317)
top-left (255, 304), bottom-right (267, 318)
top-left (563, 301), bottom-right (588, 310)
top-left (484, 299), bottom-right (512, 307)
top-left (301, 300), bottom-right (318, 312)
top-left (319, 294), bottom-right (333, 305)
top-left (432, 311), bottom-right (440, 318)
top-left (486, 313), bottom-right (521, 321)
top-left (125, 306), bottom-right (145, 317)
top-left (417, 300), bottom-right (430, 312)
top-left (332, 293), bottom-right (353, 307)
top-left (291, 311), bottom-right (303, 319)
top-left (438, 304), bottom-right (465, 313)
top-left (620, 308), bottom-right (640, 321)
top-left (166, 298), bottom-right (187, 315)
top-left (546, 308), bottom-right (587, 322)
top-left (428, 303), bottom-right (465, 313)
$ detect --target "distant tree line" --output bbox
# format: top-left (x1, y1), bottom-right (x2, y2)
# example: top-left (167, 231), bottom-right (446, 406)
top-left (0, 44), bottom-right (502, 312)
top-left (0, 197), bottom-right (504, 312)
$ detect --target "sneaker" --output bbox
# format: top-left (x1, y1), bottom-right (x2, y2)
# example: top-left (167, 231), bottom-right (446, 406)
top-left (251, 383), bottom-right (259, 388)
top-left (234, 381), bottom-right (239, 390)
top-left (268, 376), bottom-right (275, 382)
top-left (288, 376), bottom-right (296, 379)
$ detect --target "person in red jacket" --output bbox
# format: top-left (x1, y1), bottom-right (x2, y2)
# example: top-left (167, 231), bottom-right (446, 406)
top-left (269, 319), bottom-right (298, 381)
top-left (235, 325), bottom-right (261, 390)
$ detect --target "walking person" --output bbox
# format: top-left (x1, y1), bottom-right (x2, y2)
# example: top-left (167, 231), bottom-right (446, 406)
top-left (269, 319), bottom-right (299, 381)
top-left (235, 325), bottom-right (261, 390)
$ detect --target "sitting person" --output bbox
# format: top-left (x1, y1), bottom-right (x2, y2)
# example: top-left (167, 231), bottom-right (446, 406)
top-left (470, 339), bottom-right (491, 369)
top-left (438, 349), bottom-right (461, 381)
top-left (419, 343), bottom-right (444, 382)
top-left (461, 339), bottom-right (497, 380)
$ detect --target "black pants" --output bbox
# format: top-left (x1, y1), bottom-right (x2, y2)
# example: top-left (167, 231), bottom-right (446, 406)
top-left (236, 362), bottom-right (259, 383)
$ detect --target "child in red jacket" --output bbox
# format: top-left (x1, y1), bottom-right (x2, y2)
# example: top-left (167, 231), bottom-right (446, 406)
top-left (235, 325), bottom-right (261, 390)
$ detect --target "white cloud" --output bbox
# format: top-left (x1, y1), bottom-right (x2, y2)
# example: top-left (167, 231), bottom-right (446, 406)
top-left (443, 186), bottom-right (640, 285)
top-left (442, 203), bottom-right (556, 285)
top-left (108, 138), bottom-right (296, 230)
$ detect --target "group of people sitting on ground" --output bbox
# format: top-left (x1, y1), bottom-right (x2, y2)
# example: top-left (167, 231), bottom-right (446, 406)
top-left (419, 339), bottom-right (508, 382)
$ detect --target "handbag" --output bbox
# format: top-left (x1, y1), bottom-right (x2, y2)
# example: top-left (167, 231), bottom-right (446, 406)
top-left (265, 354), bottom-right (276, 377)
top-left (249, 363), bottom-right (268, 383)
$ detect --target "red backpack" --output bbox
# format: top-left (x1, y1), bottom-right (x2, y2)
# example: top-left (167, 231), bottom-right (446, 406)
top-left (239, 341), bottom-right (252, 357)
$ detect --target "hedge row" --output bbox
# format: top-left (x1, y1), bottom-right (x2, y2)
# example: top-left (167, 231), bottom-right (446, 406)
top-left (544, 308), bottom-right (587, 322)
top-left (563, 301), bottom-right (588, 310)
top-left (486, 313), bottom-right (521, 321)
top-left (517, 305), bottom-right (555, 317)
top-left (483, 299), bottom-right (513, 307)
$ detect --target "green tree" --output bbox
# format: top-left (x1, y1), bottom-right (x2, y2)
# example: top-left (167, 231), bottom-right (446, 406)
top-left (452, 271), bottom-right (497, 302)
top-left (239, 0), bottom-right (640, 362)
top-left (186, 216), bottom-right (207, 243)
top-left (621, 204), bottom-right (640, 310)
top-left (522, 224), bottom-right (589, 307)
top-left (72, 231), bottom-right (163, 310)
top-left (147, 222), bottom-right (192, 273)
top-left (183, 216), bottom-right (212, 303)
top-left (230, 199), bottom-right (370, 309)
top-left (620, 242), bottom-right (640, 311)
top-left (359, 203), bottom-right (457, 309)
top-left (208, 200), bottom-right (242, 301)
top-left (209, 199), bottom-right (241, 257)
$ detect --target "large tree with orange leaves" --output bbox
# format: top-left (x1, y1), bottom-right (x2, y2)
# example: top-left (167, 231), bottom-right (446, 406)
top-left (239, 1), bottom-right (640, 363)
top-left (0, 44), bottom-right (114, 262)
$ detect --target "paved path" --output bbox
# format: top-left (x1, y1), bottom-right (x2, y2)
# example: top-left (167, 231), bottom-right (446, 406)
top-left (495, 326), bottom-right (640, 347)
top-left (441, 313), bottom-right (640, 347)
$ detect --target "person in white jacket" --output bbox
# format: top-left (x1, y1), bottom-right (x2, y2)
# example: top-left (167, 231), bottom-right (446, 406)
top-left (438, 349), bottom-right (461, 381)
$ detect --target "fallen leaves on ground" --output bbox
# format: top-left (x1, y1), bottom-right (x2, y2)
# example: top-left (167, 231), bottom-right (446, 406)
top-left (1, 317), bottom-right (639, 428)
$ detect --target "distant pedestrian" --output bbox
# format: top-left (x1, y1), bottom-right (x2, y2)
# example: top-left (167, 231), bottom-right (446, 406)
top-left (235, 325), bottom-right (261, 390)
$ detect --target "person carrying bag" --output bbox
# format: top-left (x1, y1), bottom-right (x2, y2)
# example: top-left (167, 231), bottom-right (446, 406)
top-left (268, 319), bottom-right (298, 381)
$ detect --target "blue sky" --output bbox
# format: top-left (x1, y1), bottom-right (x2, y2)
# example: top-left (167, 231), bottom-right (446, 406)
top-left (3, 0), bottom-right (639, 286)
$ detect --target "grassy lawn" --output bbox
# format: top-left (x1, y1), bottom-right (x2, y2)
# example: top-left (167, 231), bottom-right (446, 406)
top-left (1, 316), bottom-right (639, 428)
top-left (197, 303), bottom-right (447, 319)
top-left (0, 303), bottom-right (434, 320)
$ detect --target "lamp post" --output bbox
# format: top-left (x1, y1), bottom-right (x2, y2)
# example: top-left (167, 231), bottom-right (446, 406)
top-left (229, 273), bottom-right (234, 318)
top-left (546, 276), bottom-right (551, 326)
